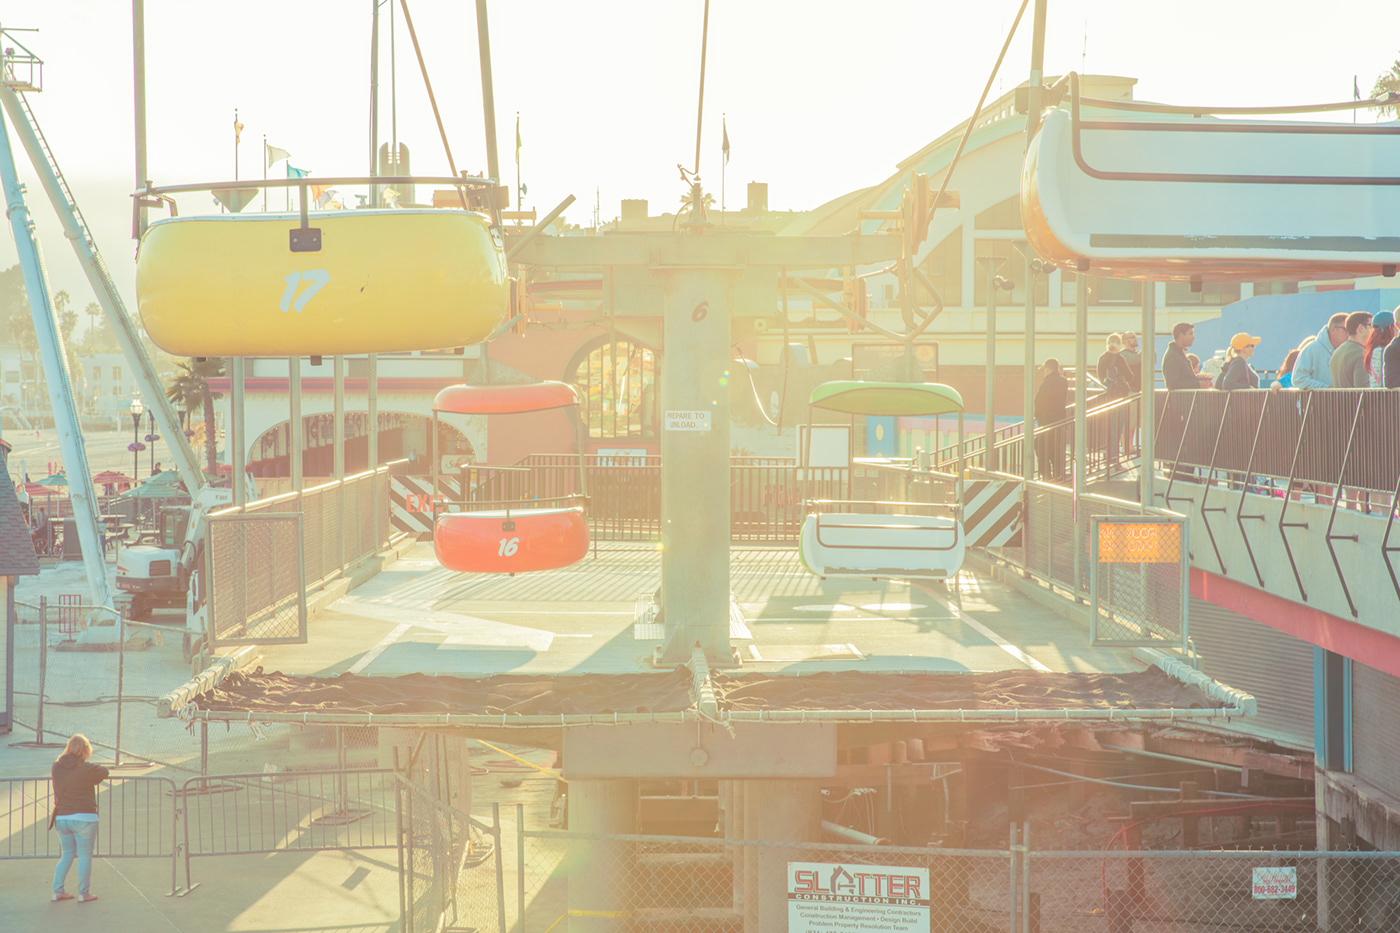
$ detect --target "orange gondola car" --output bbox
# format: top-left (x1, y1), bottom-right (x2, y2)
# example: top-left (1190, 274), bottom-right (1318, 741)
top-left (430, 381), bottom-right (589, 575)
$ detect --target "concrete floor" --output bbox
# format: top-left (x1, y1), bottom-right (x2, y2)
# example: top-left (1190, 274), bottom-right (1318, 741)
top-left (255, 541), bottom-right (1139, 679)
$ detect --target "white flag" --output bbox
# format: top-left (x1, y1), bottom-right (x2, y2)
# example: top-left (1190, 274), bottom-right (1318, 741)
top-left (265, 143), bottom-right (291, 168)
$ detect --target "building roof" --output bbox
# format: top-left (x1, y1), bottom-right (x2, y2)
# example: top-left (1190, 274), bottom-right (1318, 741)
top-left (0, 439), bottom-right (41, 576)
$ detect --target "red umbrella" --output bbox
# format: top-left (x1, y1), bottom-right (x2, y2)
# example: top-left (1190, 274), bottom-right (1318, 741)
top-left (23, 482), bottom-right (61, 497)
top-left (93, 470), bottom-right (135, 486)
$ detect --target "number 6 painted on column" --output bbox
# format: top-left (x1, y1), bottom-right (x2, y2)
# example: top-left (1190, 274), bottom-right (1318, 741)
top-left (280, 270), bottom-right (330, 314)
top-left (497, 536), bottom-right (520, 557)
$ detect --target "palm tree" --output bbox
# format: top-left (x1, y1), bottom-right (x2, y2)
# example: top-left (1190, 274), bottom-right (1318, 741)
top-left (1370, 58), bottom-right (1400, 118)
top-left (165, 358), bottom-right (226, 473)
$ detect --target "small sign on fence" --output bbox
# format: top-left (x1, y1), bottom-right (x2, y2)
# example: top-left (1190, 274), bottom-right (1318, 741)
top-left (788, 862), bottom-right (930, 933)
top-left (664, 410), bottom-right (711, 432)
top-left (1251, 866), bottom-right (1298, 900)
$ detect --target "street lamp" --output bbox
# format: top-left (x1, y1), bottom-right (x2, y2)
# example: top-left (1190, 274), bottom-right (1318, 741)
top-left (145, 409), bottom-right (160, 474)
top-left (128, 396), bottom-right (145, 483)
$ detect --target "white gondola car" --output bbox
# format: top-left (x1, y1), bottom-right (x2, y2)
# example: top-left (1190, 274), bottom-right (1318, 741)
top-left (799, 509), bottom-right (965, 581)
top-left (796, 380), bottom-right (968, 582)
top-left (1022, 73), bottom-right (1400, 282)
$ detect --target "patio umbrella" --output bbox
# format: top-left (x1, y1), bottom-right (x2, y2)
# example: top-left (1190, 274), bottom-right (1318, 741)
top-left (92, 470), bottom-right (135, 486)
top-left (24, 482), bottom-right (61, 497)
top-left (37, 472), bottom-right (67, 486)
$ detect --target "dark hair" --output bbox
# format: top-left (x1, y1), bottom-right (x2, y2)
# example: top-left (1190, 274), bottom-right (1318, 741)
top-left (1172, 322), bottom-right (1194, 339)
top-left (1364, 323), bottom-right (1397, 376)
top-left (1328, 312), bottom-right (1349, 331)
top-left (1042, 358), bottom-right (1060, 374)
top-left (1186, 353), bottom-right (1201, 372)
top-left (1345, 311), bottom-right (1373, 336)
top-left (1280, 348), bottom-right (1301, 375)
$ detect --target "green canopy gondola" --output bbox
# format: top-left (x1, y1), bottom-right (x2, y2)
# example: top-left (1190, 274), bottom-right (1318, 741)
top-left (808, 380), bottom-right (964, 417)
top-left (799, 380), bottom-right (967, 583)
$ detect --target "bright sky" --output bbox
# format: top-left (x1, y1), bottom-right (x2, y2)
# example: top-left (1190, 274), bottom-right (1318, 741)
top-left (1, 0), bottom-right (1397, 332)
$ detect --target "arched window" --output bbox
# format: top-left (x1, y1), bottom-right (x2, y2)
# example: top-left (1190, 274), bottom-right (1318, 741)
top-left (569, 338), bottom-right (660, 440)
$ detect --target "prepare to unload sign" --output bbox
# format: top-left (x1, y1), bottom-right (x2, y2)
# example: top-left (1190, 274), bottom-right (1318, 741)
top-left (788, 862), bottom-right (930, 933)
top-left (664, 410), bottom-right (711, 432)
top-left (1252, 866), bottom-right (1297, 899)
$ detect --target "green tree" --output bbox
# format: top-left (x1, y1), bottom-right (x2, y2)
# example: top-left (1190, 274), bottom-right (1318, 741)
top-left (1370, 58), bottom-right (1400, 118)
top-left (165, 358), bottom-right (226, 473)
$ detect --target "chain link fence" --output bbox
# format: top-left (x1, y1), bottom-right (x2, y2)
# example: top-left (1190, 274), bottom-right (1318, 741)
top-left (513, 823), bottom-right (1400, 933)
top-left (206, 512), bottom-right (306, 646)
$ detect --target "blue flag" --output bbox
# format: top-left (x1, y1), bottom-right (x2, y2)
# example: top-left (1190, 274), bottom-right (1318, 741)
top-left (287, 164), bottom-right (310, 178)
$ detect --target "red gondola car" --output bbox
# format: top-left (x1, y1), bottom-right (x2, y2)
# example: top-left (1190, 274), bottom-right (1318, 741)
top-left (429, 381), bottom-right (589, 575)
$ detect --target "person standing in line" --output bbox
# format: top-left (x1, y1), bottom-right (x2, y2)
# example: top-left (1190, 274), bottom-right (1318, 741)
top-left (49, 733), bottom-right (108, 903)
top-left (1329, 311), bottom-right (1374, 389)
top-left (1293, 312), bottom-right (1349, 389)
top-left (1384, 314), bottom-right (1400, 389)
top-left (1363, 309), bottom-right (1396, 388)
top-left (1270, 337), bottom-right (1315, 391)
top-left (1216, 334), bottom-right (1262, 390)
top-left (1119, 331), bottom-right (1142, 454)
top-left (1097, 333), bottom-right (1133, 469)
top-left (1034, 358), bottom-right (1069, 481)
top-left (1161, 322), bottom-right (1199, 391)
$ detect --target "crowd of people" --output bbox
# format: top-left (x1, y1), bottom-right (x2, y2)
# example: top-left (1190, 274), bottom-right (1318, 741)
top-left (1031, 305), bottom-right (1400, 480)
top-left (1161, 308), bottom-right (1400, 393)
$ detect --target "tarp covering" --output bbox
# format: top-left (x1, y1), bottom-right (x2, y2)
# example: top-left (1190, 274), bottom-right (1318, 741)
top-left (193, 666), bottom-right (1219, 718)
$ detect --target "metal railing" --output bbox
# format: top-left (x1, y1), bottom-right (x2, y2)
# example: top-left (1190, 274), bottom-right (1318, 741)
top-left (0, 775), bottom-right (180, 894)
top-left (206, 464), bottom-right (393, 648)
top-left (1155, 388), bottom-right (1400, 497)
top-left (448, 455), bottom-right (849, 544)
top-left (180, 768), bottom-right (397, 893)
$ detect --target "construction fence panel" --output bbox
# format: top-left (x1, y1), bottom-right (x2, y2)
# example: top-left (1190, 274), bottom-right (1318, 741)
top-left (1028, 850), bottom-right (1400, 933)
top-left (181, 768), bottom-right (398, 892)
top-left (398, 774), bottom-right (504, 933)
top-left (517, 830), bottom-right (1011, 933)
top-left (1089, 515), bottom-right (1189, 649)
top-left (0, 775), bottom-right (180, 894)
top-left (206, 512), bottom-right (306, 647)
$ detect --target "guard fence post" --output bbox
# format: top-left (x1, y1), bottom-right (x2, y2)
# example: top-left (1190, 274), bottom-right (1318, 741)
top-left (493, 802), bottom-right (508, 933)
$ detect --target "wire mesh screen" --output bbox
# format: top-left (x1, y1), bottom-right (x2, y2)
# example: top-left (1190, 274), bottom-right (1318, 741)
top-left (1030, 851), bottom-right (1400, 933)
top-left (207, 512), bottom-right (306, 646)
top-left (518, 831), bottom-right (1011, 933)
top-left (1089, 516), bottom-right (1188, 648)
top-left (398, 774), bottom-right (501, 933)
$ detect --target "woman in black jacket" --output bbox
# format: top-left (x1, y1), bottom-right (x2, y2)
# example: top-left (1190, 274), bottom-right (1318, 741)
top-left (50, 733), bottom-right (108, 902)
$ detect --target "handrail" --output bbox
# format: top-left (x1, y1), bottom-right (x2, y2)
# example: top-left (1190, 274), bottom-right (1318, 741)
top-left (1070, 72), bottom-right (1400, 188)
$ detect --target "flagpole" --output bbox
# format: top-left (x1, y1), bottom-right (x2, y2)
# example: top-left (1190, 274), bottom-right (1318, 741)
top-left (515, 112), bottom-right (521, 213)
top-left (721, 113), bottom-right (726, 226)
top-left (234, 108), bottom-right (240, 182)
top-left (262, 134), bottom-right (267, 211)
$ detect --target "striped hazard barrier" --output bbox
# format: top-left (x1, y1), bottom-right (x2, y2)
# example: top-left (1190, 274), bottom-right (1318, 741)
top-left (390, 475), bottom-right (461, 536)
top-left (962, 479), bottom-right (1021, 548)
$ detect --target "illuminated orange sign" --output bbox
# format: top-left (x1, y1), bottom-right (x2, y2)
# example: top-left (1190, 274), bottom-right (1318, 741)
top-left (1097, 522), bottom-right (1183, 564)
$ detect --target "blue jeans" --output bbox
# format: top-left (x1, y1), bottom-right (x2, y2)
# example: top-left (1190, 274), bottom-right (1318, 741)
top-left (53, 818), bottom-right (98, 896)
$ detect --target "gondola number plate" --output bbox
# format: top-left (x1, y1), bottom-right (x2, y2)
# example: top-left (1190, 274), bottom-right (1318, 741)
top-left (665, 411), bottom-right (711, 432)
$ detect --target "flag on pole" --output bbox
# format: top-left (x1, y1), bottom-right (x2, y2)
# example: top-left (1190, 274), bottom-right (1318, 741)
top-left (722, 118), bottom-right (730, 166)
top-left (515, 115), bottom-right (522, 165)
top-left (1354, 75), bottom-right (1361, 100)
top-left (265, 143), bottom-right (290, 168)
top-left (233, 112), bottom-right (244, 144)
top-left (287, 165), bottom-right (310, 179)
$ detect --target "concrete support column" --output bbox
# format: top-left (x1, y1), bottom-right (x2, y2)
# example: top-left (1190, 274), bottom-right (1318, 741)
top-left (332, 355), bottom-right (345, 480)
top-left (231, 357), bottom-right (246, 507)
top-left (742, 780), bottom-right (822, 933)
top-left (723, 780), bottom-right (746, 916)
top-left (1140, 284), bottom-right (1156, 509)
top-left (658, 269), bottom-right (732, 664)
top-left (289, 357), bottom-right (303, 493)
top-left (567, 779), bottom-right (638, 933)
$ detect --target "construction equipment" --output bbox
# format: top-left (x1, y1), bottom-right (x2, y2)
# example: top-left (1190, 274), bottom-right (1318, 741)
top-left (0, 43), bottom-right (232, 645)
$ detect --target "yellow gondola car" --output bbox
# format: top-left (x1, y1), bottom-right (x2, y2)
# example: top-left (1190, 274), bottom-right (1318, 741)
top-left (135, 209), bottom-right (509, 357)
